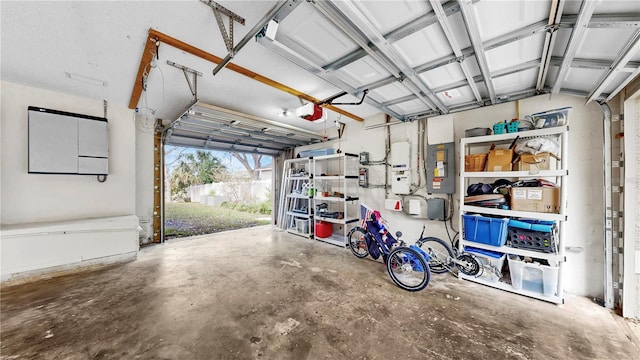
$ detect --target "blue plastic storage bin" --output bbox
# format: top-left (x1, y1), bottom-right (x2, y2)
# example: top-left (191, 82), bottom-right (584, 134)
top-left (463, 214), bottom-right (509, 246)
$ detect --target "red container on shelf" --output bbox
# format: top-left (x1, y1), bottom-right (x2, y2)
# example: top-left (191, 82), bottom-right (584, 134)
top-left (315, 221), bottom-right (332, 238)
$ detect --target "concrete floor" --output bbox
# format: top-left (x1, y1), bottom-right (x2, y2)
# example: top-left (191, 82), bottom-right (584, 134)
top-left (1, 225), bottom-right (638, 359)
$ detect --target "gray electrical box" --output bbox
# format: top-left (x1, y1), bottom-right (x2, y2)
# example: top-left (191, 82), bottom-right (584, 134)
top-left (427, 198), bottom-right (446, 221)
top-left (426, 142), bottom-right (455, 194)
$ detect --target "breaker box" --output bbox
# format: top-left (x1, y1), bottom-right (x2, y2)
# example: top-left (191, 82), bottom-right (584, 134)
top-left (427, 142), bottom-right (455, 194)
top-left (359, 168), bottom-right (368, 187)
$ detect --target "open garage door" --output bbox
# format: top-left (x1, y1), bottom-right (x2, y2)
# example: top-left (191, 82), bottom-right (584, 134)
top-left (164, 101), bottom-right (325, 155)
top-left (154, 101), bottom-right (326, 243)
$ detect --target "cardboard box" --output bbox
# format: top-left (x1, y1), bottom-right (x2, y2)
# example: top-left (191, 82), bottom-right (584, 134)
top-left (514, 152), bottom-right (557, 172)
top-left (510, 187), bottom-right (560, 213)
top-left (486, 149), bottom-right (514, 172)
top-left (464, 153), bottom-right (488, 172)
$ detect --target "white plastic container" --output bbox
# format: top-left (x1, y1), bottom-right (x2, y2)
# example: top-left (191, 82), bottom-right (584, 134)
top-left (295, 219), bottom-right (309, 234)
top-left (508, 256), bottom-right (559, 296)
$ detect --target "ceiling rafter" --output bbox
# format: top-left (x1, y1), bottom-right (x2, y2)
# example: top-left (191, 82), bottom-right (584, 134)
top-left (429, 0), bottom-right (482, 103)
top-left (382, 59), bottom-right (543, 107)
top-left (322, 0), bottom-right (479, 72)
top-left (550, 0), bottom-right (597, 95)
top-left (536, 0), bottom-right (565, 92)
top-left (552, 57), bottom-right (640, 71)
top-left (314, 0), bottom-right (449, 114)
top-left (358, 17), bottom-right (553, 97)
top-left (255, 22), bottom-right (405, 120)
top-left (563, 13), bottom-right (640, 28)
top-left (587, 29), bottom-right (640, 103)
top-left (457, 0), bottom-right (496, 105)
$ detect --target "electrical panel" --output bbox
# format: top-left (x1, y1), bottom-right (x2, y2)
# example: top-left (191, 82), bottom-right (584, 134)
top-left (427, 142), bottom-right (455, 194)
top-left (358, 168), bottom-right (368, 187)
top-left (391, 142), bottom-right (410, 170)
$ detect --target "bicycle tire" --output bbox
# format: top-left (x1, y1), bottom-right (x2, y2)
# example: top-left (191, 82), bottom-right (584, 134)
top-left (347, 226), bottom-right (370, 258)
top-left (416, 237), bottom-right (455, 274)
top-left (386, 246), bottom-right (430, 291)
top-left (456, 252), bottom-right (482, 277)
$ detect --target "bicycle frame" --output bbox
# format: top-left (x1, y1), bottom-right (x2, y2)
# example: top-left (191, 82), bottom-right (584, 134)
top-left (363, 218), bottom-right (430, 268)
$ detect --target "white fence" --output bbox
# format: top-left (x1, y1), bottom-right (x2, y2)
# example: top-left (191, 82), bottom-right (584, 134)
top-left (187, 180), bottom-right (271, 204)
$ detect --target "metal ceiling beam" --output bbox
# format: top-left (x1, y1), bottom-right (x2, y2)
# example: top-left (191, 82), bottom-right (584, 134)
top-left (587, 29), bottom-right (640, 103)
top-left (405, 88), bottom-right (541, 120)
top-left (563, 13), bottom-right (640, 28)
top-left (353, 8), bottom-right (548, 100)
top-left (381, 94), bottom-right (419, 107)
top-left (458, 0), bottom-right (496, 105)
top-left (315, 0), bottom-right (448, 114)
top-left (370, 50), bottom-right (638, 109)
top-left (536, 0), bottom-right (565, 92)
top-left (212, 0), bottom-right (294, 75)
top-left (550, 0), bottom-right (597, 95)
top-left (551, 57), bottom-right (640, 71)
top-left (605, 67), bottom-right (640, 102)
top-left (352, 12), bottom-right (638, 98)
top-left (256, 23), bottom-right (404, 120)
top-left (429, 0), bottom-right (482, 103)
top-left (322, 0), bottom-right (478, 71)
top-left (388, 59), bottom-right (542, 107)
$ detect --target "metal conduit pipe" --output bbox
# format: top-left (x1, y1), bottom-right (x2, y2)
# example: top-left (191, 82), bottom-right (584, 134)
top-left (595, 100), bottom-right (614, 309)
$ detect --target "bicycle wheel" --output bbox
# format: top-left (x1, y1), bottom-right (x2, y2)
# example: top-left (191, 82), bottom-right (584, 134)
top-left (386, 246), bottom-right (430, 291)
top-left (456, 253), bottom-right (482, 277)
top-left (347, 226), bottom-right (369, 258)
top-left (416, 237), bottom-right (455, 274)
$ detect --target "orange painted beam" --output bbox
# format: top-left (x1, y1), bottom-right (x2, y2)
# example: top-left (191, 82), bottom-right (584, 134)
top-left (128, 35), bottom-right (159, 109)
top-left (128, 28), bottom-right (363, 122)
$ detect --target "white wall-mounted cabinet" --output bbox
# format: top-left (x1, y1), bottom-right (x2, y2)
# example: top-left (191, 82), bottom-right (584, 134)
top-left (28, 106), bottom-right (108, 175)
top-left (458, 126), bottom-right (569, 304)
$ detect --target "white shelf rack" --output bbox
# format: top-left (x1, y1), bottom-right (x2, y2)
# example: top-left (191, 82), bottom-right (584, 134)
top-left (459, 126), bottom-right (569, 304)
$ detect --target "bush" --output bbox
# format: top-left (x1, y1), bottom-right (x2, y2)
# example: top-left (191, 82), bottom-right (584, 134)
top-left (220, 201), bottom-right (271, 215)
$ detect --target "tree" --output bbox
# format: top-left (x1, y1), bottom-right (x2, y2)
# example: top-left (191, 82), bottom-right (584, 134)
top-left (169, 160), bottom-right (198, 200)
top-left (231, 153), bottom-right (267, 180)
top-left (168, 149), bottom-right (227, 201)
top-left (188, 150), bottom-right (226, 184)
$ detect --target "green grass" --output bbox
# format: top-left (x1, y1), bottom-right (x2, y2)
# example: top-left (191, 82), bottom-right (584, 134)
top-left (164, 202), bottom-right (271, 238)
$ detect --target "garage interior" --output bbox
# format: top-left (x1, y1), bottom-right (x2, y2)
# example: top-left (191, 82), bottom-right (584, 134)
top-left (2, 0), bottom-right (640, 358)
